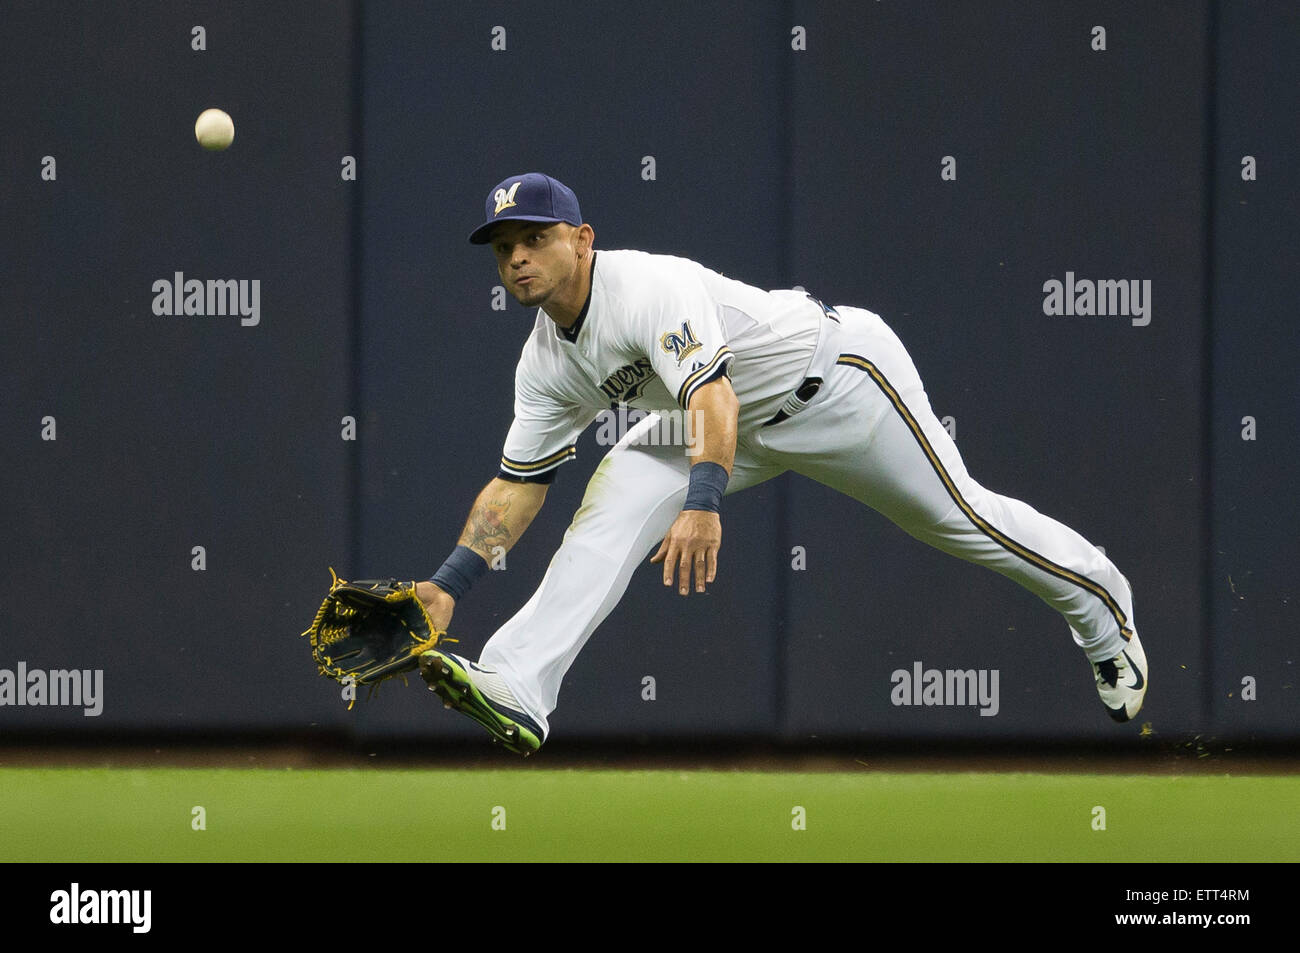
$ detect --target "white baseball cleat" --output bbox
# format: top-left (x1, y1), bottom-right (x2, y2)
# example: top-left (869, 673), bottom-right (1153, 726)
top-left (1093, 632), bottom-right (1148, 723)
top-left (419, 650), bottom-right (544, 755)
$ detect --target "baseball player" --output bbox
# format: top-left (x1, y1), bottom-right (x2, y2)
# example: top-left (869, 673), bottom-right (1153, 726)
top-left (413, 172), bottom-right (1147, 754)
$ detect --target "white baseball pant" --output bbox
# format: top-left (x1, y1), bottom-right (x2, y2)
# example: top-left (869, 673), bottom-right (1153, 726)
top-left (479, 306), bottom-right (1137, 736)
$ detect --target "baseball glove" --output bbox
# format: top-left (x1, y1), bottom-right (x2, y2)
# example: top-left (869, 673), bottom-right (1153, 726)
top-left (303, 569), bottom-right (455, 706)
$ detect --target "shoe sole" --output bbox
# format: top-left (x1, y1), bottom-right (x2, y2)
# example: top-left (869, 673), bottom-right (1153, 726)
top-left (418, 651), bottom-right (541, 756)
top-left (1104, 642), bottom-right (1148, 724)
top-left (1107, 702), bottom-right (1135, 723)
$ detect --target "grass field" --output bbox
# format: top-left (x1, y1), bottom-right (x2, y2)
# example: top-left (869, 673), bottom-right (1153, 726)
top-left (2, 766), bottom-right (1296, 862)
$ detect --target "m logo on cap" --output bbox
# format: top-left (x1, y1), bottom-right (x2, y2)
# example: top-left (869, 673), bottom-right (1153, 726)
top-left (494, 181), bottom-right (522, 216)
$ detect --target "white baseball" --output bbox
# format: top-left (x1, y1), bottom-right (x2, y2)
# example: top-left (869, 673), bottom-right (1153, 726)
top-left (194, 108), bottom-right (235, 151)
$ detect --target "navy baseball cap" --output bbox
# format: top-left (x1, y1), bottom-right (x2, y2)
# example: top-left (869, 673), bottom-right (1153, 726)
top-left (468, 172), bottom-right (583, 244)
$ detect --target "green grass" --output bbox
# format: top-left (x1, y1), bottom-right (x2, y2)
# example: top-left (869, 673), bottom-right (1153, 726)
top-left (1, 768), bottom-right (1295, 862)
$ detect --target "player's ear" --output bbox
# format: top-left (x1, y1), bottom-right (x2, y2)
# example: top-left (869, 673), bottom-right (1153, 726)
top-left (575, 223), bottom-right (595, 257)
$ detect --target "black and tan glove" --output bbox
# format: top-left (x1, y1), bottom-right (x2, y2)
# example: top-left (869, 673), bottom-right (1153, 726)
top-left (303, 570), bottom-right (454, 702)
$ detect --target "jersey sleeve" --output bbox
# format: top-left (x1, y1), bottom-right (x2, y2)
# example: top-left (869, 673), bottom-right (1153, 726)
top-left (636, 272), bottom-right (734, 409)
top-left (499, 364), bottom-right (596, 484)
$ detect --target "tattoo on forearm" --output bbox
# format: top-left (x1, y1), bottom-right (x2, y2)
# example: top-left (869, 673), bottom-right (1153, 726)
top-left (460, 496), bottom-right (513, 553)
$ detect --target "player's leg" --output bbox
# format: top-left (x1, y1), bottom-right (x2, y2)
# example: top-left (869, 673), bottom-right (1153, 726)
top-left (476, 413), bottom-right (781, 738)
top-left (757, 307), bottom-right (1138, 668)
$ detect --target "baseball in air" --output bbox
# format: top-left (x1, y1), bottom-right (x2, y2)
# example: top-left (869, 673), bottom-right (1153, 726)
top-left (194, 108), bottom-right (235, 151)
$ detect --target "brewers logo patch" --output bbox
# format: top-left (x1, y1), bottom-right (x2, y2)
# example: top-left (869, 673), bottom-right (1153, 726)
top-left (659, 321), bottom-right (703, 365)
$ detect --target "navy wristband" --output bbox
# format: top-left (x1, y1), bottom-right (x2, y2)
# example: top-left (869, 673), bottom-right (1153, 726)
top-left (682, 461), bottom-right (729, 514)
top-left (430, 545), bottom-right (490, 602)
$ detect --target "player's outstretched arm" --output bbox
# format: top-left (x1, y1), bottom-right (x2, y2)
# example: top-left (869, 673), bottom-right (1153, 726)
top-left (650, 375), bottom-right (739, 595)
top-left (416, 477), bottom-right (549, 627)
top-left (454, 476), bottom-right (550, 561)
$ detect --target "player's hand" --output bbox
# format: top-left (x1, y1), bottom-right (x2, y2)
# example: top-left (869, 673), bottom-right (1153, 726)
top-left (415, 580), bottom-right (456, 631)
top-left (650, 510), bottom-right (721, 596)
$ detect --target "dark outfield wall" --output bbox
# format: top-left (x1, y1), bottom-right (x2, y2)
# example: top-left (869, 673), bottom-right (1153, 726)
top-left (1209, 1), bottom-right (1300, 738)
top-left (1, 1), bottom-right (357, 734)
top-left (2, 1), bottom-right (1294, 743)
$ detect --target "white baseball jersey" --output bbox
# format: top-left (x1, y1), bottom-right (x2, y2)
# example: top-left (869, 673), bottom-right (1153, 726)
top-left (474, 249), bottom-right (1139, 740)
top-left (498, 249), bottom-right (828, 482)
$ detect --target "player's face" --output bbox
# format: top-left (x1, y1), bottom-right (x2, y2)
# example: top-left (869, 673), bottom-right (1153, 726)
top-left (489, 222), bottom-right (586, 309)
